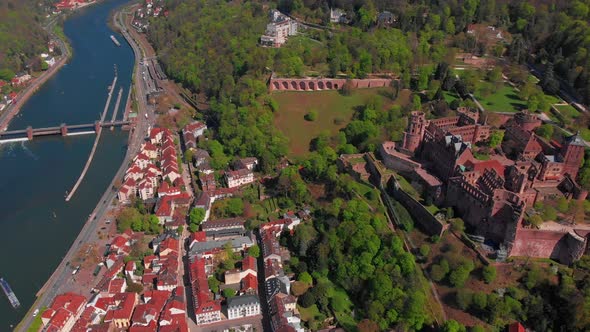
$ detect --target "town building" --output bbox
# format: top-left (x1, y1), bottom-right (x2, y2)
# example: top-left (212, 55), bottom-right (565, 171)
top-left (41, 293), bottom-right (87, 331)
top-left (225, 168), bottom-right (255, 188)
top-left (226, 295), bottom-right (261, 319)
top-left (260, 10), bottom-right (297, 48)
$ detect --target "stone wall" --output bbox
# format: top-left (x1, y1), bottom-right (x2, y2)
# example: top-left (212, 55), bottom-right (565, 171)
top-left (510, 228), bottom-right (588, 264)
top-left (269, 77), bottom-right (394, 92)
top-left (386, 176), bottom-right (447, 236)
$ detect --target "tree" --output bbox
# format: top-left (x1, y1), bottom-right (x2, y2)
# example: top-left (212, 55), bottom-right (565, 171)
top-left (488, 130), bottom-right (505, 148)
top-left (541, 63), bottom-right (560, 95)
top-left (482, 265), bottom-right (497, 284)
top-left (304, 110), bottom-right (318, 121)
top-left (542, 206), bottom-right (557, 221)
top-left (223, 288), bottom-right (236, 298)
top-left (412, 94), bottom-right (422, 110)
top-left (442, 320), bottom-right (466, 332)
top-left (449, 261), bottom-right (474, 287)
top-left (208, 276), bottom-right (220, 293)
top-left (419, 244), bottom-right (431, 257)
top-left (536, 124), bottom-right (554, 140)
top-left (0, 69), bottom-right (15, 81)
top-left (189, 207), bottom-right (205, 225)
top-left (117, 207), bottom-right (143, 232)
top-left (557, 197), bottom-right (569, 213)
top-left (526, 214), bottom-right (543, 228)
top-left (298, 271), bottom-right (313, 285)
top-left (472, 292), bottom-right (488, 311)
top-left (456, 289), bottom-right (473, 310)
top-left (248, 245), bottom-right (260, 258)
top-left (184, 149), bottom-right (193, 164)
top-left (431, 259), bottom-right (450, 282)
top-left (298, 289), bottom-right (316, 308)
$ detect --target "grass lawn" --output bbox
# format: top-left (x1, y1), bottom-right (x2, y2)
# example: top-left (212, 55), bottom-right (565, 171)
top-left (443, 91), bottom-right (461, 104)
top-left (28, 307), bottom-right (47, 332)
top-left (274, 88), bottom-right (410, 156)
top-left (554, 104), bottom-right (580, 119)
top-left (475, 84), bottom-right (526, 113)
top-left (298, 304), bottom-right (322, 322)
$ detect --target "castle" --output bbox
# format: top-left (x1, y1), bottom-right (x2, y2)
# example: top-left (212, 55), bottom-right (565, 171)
top-left (381, 108), bottom-right (590, 263)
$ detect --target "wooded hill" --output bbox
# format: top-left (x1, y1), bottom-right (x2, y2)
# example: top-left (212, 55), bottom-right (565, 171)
top-left (0, 0), bottom-right (48, 78)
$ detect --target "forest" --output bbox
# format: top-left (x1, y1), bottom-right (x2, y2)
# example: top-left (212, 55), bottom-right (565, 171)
top-left (0, 0), bottom-right (48, 78)
top-left (145, 0), bottom-right (590, 330)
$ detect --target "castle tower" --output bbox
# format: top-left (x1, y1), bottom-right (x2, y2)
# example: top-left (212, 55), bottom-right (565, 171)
top-left (562, 132), bottom-right (586, 179)
top-left (402, 111), bottom-right (426, 153)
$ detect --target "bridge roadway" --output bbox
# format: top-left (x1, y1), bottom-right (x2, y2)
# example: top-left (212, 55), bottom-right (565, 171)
top-left (0, 121), bottom-right (130, 140)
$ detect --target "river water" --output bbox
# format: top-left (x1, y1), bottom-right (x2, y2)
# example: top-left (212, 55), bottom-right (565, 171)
top-left (0, 0), bottom-right (134, 327)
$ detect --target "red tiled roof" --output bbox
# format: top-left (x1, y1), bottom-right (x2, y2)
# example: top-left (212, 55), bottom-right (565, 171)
top-left (189, 231), bottom-right (206, 243)
top-left (241, 273), bottom-right (258, 293)
top-left (242, 256), bottom-right (257, 272)
top-left (464, 159), bottom-right (506, 178)
top-left (508, 323), bottom-right (526, 332)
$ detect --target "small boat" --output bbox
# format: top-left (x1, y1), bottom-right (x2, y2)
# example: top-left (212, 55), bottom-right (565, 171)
top-left (52, 211), bottom-right (57, 218)
top-left (110, 35), bottom-right (121, 47)
top-left (0, 278), bottom-right (20, 309)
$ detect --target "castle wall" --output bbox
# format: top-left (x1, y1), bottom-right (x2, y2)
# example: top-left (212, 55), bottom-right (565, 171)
top-left (387, 176), bottom-right (447, 236)
top-left (379, 142), bottom-right (421, 173)
top-left (510, 228), bottom-right (587, 264)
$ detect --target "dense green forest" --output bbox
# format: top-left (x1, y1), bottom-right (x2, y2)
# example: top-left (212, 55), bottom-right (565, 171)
top-left (0, 0), bottom-right (48, 79)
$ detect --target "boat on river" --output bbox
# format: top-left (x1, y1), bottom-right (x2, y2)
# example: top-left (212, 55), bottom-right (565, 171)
top-left (0, 278), bottom-right (21, 309)
top-left (110, 35), bottom-right (121, 47)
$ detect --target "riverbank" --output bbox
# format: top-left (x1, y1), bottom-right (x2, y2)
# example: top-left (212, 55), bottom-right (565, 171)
top-left (0, 34), bottom-right (70, 131)
top-left (13, 1), bottom-right (148, 330)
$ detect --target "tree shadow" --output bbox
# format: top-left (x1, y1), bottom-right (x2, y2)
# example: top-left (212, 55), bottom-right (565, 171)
top-left (506, 93), bottom-right (522, 101)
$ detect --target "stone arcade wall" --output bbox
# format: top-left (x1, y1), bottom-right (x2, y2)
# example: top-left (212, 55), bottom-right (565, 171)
top-left (269, 77), bottom-right (393, 92)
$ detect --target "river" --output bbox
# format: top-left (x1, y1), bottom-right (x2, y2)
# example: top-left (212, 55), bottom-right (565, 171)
top-left (0, 0), bottom-right (134, 327)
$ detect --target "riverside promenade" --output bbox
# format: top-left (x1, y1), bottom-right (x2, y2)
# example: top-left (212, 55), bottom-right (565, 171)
top-left (14, 2), bottom-right (153, 330)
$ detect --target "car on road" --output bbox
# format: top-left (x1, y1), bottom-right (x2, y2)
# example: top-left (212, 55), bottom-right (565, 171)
top-left (72, 265), bottom-right (81, 275)
top-left (33, 309), bottom-right (39, 317)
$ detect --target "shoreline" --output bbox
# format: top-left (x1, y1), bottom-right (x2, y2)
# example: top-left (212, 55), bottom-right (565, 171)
top-left (0, 1), bottom-right (107, 131)
top-left (14, 2), bottom-right (148, 331)
top-left (0, 36), bottom-right (70, 131)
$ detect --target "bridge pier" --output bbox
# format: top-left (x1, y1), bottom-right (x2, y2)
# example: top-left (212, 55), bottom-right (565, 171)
top-left (94, 121), bottom-right (101, 134)
top-left (26, 126), bottom-right (33, 141)
top-left (60, 123), bottom-right (68, 136)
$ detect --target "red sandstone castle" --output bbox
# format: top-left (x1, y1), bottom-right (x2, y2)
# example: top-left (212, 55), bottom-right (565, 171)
top-left (381, 108), bottom-right (590, 263)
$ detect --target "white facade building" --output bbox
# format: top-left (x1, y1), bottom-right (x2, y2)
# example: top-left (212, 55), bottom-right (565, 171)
top-left (227, 295), bottom-right (261, 319)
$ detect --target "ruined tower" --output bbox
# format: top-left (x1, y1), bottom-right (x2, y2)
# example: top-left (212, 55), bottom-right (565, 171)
top-left (562, 132), bottom-right (586, 179)
top-left (402, 111), bottom-right (427, 153)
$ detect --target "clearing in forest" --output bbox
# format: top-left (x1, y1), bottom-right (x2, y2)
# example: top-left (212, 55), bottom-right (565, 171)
top-left (273, 88), bottom-right (410, 156)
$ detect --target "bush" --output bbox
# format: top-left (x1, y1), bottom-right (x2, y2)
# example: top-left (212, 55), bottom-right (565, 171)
top-left (304, 110), bottom-right (318, 121)
top-left (431, 259), bottom-right (450, 282)
top-left (419, 244), bottom-right (431, 257)
top-left (449, 261), bottom-right (474, 287)
top-left (450, 218), bottom-right (465, 233)
top-left (472, 292), bottom-right (488, 311)
top-left (298, 271), bottom-right (313, 285)
top-left (482, 265), bottom-right (497, 284)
